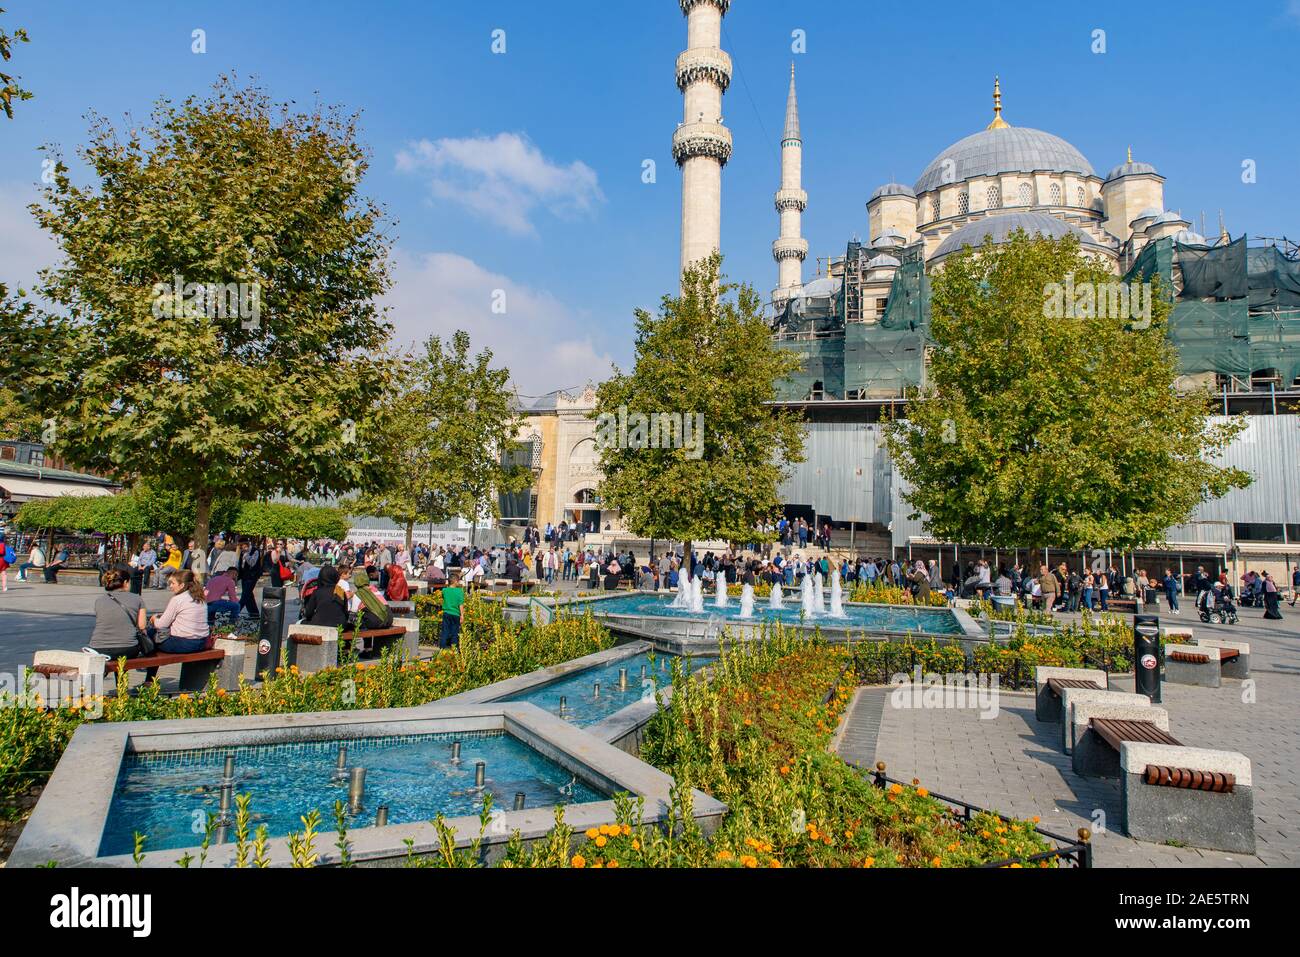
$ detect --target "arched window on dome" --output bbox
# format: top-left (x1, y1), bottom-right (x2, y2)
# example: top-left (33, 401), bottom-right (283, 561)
top-left (1049, 183), bottom-right (1062, 205)
top-left (1075, 186), bottom-right (1086, 207)
top-left (930, 196), bottom-right (940, 221)
top-left (986, 184), bottom-right (1002, 209)
top-left (957, 191), bottom-right (969, 215)
top-left (1017, 183), bottom-right (1032, 206)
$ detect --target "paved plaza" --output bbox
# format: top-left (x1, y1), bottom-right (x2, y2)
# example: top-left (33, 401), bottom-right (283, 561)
top-left (835, 606), bottom-right (1300, 867)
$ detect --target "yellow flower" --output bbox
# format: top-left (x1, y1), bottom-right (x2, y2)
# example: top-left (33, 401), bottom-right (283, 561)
top-left (571, 854), bottom-right (586, 868)
top-left (621, 824), bottom-right (630, 836)
top-left (740, 855), bottom-right (758, 868)
top-left (715, 850), bottom-right (733, 861)
top-left (888, 783), bottom-right (903, 796)
top-left (631, 840), bottom-right (640, 851)
top-left (916, 787), bottom-right (929, 798)
top-left (862, 857), bottom-right (875, 868)
top-left (606, 859), bottom-right (619, 868)
top-left (595, 835), bottom-right (607, 848)
top-left (932, 856), bottom-right (942, 867)
top-left (585, 828), bottom-right (599, 839)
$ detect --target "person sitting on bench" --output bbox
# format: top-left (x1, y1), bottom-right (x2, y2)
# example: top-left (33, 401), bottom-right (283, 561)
top-left (303, 565), bottom-right (349, 628)
top-left (349, 567), bottom-right (393, 655)
top-left (204, 567), bottom-right (242, 626)
top-left (89, 568), bottom-right (152, 667)
top-left (147, 571), bottom-right (211, 663)
top-left (43, 547), bottom-right (68, 583)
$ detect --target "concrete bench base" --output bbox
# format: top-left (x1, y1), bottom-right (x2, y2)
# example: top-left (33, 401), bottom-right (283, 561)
top-left (285, 626), bottom-right (339, 674)
top-left (1164, 643), bottom-right (1222, 688)
top-left (1034, 666), bottom-right (1108, 723)
top-left (1196, 638), bottom-right (1250, 679)
top-left (1119, 742), bottom-right (1255, 855)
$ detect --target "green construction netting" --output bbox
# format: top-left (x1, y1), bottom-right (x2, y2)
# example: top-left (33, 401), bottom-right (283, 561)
top-left (1178, 236), bottom-right (1248, 300)
top-left (1247, 246), bottom-right (1300, 309)
top-left (1168, 299), bottom-right (1250, 376)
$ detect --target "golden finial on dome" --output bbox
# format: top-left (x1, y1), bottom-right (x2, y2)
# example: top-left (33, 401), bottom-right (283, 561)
top-left (987, 76), bottom-right (1009, 130)
top-left (1127, 145), bottom-right (1133, 164)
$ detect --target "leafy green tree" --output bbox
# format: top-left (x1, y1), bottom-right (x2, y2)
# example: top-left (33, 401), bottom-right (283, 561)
top-left (0, 7), bottom-right (31, 119)
top-left (0, 78), bottom-right (398, 549)
top-left (884, 231), bottom-right (1250, 554)
top-left (0, 287), bottom-right (40, 440)
top-left (349, 331), bottom-right (530, 550)
top-left (592, 254), bottom-right (806, 567)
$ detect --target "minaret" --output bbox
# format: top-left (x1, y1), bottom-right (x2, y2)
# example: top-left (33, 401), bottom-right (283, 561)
top-left (673, 0), bottom-right (733, 278)
top-left (772, 63), bottom-right (809, 306)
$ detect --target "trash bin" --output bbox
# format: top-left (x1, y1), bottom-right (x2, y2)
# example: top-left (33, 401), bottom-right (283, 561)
top-left (129, 566), bottom-right (144, 595)
top-left (1134, 614), bottom-right (1161, 703)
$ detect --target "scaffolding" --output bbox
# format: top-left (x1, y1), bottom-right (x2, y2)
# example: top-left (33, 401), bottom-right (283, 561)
top-left (774, 233), bottom-right (1300, 401)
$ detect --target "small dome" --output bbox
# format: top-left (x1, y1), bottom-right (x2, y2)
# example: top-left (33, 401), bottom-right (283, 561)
top-left (1175, 229), bottom-right (1208, 246)
top-left (866, 254), bottom-right (901, 269)
top-left (1106, 160), bottom-right (1159, 181)
top-left (932, 211), bottom-right (1104, 259)
top-left (795, 276), bottom-right (842, 299)
top-left (1133, 206), bottom-right (1162, 222)
top-left (869, 182), bottom-right (915, 202)
top-left (871, 231), bottom-right (907, 249)
top-left (1150, 210), bottom-right (1186, 225)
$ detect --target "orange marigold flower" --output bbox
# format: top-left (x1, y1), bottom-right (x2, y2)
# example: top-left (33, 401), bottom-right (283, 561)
top-left (595, 835), bottom-right (607, 848)
top-left (916, 788), bottom-right (929, 798)
top-left (571, 854), bottom-right (586, 868)
top-left (780, 765), bottom-right (790, 775)
top-left (740, 855), bottom-right (758, 868)
top-left (607, 859), bottom-right (619, 868)
top-left (585, 828), bottom-right (599, 839)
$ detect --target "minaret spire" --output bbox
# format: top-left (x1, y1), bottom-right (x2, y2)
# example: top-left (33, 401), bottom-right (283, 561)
top-left (674, 0), bottom-right (733, 280)
top-left (772, 62), bottom-right (809, 306)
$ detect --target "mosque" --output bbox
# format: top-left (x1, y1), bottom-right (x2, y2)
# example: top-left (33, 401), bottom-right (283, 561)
top-left (513, 0), bottom-right (1300, 584)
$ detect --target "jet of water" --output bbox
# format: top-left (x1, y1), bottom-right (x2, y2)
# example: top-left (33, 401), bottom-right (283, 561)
top-left (715, 574), bottom-right (728, 609)
top-left (769, 582), bottom-right (784, 609)
top-left (829, 569), bottom-right (847, 618)
top-left (739, 584), bottom-right (755, 619)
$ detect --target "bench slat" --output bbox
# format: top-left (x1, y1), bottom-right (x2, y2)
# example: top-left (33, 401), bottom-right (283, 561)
top-left (1091, 717), bottom-right (1182, 751)
top-left (106, 650), bottom-right (224, 674)
top-left (1046, 677), bottom-right (1106, 697)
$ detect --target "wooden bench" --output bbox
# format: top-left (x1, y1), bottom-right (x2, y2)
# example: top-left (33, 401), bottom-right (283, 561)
top-left (1073, 707), bottom-right (1176, 777)
top-left (104, 648), bottom-right (239, 693)
top-left (1163, 643), bottom-right (1223, 688)
top-left (339, 627), bottom-right (408, 659)
top-left (1033, 666), bottom-right (1108, 722)
top-left (1194, 638), bottom-right (1250, 679)
top-left (1117, 741), bottom-right (1255, 854)
top-left (286, 620), bottom-right (419, 674)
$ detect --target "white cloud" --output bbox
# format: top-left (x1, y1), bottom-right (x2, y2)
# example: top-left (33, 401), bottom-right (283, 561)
top-left (0, 182), bottom-right (58, 290)
top-left (395, 133), bottom-right (604, 236)
top-left (383, 249), bottom-right (618, 395)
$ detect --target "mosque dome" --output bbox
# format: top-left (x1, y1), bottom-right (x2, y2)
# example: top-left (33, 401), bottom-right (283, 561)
top-left (865, 254), bottom-right (901, 269)
top-left (1134, 206), bottom-right (1162, 221)
top-left (1106, 159), bottom-right (1159, 181)
top-left (1175, 229), bottom-right (1208, 246)
top-left (869, 182), bottom-right (915, 202)
top-left (871, 231), bottom-right (907, 249)
top-left (932, 211), bottom-right (1104, 259)
top-left (914, 126), bottom-right (1094, 194)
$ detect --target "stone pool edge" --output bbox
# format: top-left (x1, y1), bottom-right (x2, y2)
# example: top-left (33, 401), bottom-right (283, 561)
top-left (7, 703), bottom-right (726, 869)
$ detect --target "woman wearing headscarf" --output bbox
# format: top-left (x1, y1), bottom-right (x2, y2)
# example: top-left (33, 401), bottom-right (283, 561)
top-left (303, 565), bottom-right (349, 628)
top-left (385, 563), bottom-right (411, 602)
top-left (350, 567), bottom-right (393, 633)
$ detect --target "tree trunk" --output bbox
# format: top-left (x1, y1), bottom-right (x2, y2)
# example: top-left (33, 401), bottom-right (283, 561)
top-left (194, 489), bottom-right (213, 553)
top-left (684, 539), bottom-right (693, 582)
top-left (405, 521), bottom-right (414, 554)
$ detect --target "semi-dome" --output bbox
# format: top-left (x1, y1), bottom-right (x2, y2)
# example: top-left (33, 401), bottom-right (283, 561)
top-left (1134, 206), bottom-right (1162, 221)
top-left (869, 182), bottom-right (915, 201)
top-left (1175, 229), bottom-right (1208, 246)
top-left (865, 254), bottom-right (901, 269)
top-left (1149, 210), bottom-right (1187, 226)
top-left (871, 231), bottom-right (907, 248)
top-left (914, 126), bottom-right (1094, 194)
top-left (932, 211), bottom-right (1104, 259)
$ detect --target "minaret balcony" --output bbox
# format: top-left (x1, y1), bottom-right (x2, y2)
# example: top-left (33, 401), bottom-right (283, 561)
top-left (679, 0), bottom-right (731, 15)
top-left (672, 123), bottom-right (733, 167)
top-left (775, 188), bottom-right (808, 213)
top-left (772, 237), bottom-right (809, 262)
top-left (676, 48), bottom-right (733, 92)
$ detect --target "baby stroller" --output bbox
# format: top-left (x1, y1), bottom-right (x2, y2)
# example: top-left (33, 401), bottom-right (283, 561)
top-left (1197, 585), bottom-right (1239, 625)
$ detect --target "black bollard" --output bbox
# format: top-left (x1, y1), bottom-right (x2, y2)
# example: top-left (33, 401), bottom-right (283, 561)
top-left (1133, 614), bottom-right (1162, 703)
top-left (254, 586), bottom-right (287, 677)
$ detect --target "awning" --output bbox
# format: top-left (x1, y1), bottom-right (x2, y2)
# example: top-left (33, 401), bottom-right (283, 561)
top-left (0, 477), bottom-right (115, 503)
top-left (1233, 543), bottom-right (1299, 557)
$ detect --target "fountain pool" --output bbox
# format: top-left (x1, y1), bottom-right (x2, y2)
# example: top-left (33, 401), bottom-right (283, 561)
top-left (99, 730), bottom-right (605, 856)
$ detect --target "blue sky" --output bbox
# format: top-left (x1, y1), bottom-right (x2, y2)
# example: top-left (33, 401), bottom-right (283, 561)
top-left (3, 0), bottom-right (1299, 395)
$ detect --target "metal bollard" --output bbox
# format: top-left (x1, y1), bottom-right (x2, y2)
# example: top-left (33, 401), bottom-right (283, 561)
top-left (474, 761), bottom-right (486, 788)
top-left (375, 805), bottom-right (389, 827)
top-left (348, 767), bottom-right (366, 815)
top-left (450, 740), bottom-right (462, 764)
top-left (333, 745), bottom-right (348, 782)
top-left (217, 782), bottom-right (233, 826)
top-left (513, 792), bottom-right (526, 811)
top-left (222, 753), bottom-right (236, 784)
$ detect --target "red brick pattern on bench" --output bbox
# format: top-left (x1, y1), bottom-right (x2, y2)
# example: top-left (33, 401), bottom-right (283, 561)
top-left (1091, 717), bottom-right (1183, 751)
top-left (1143, 765), bottom-right (1236, 793)
top-left (291, 634), bottom-right (325, 646)
top-left (340, 628), bottom-right (406, 642)
top-left (105, 650), bottom-right (224, 674)
top-left (1217, 649), bottom-right (1240, 662)
top-left (1168, 651), bottom-right (1212, 664)
top-left (31, 664), bottom-right (78, 676)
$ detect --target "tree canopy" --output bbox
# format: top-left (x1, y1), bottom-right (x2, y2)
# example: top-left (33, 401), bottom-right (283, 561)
top-left (884, 231), bottom-right (1251, 552)
top-left (592, 254), bottom-right (805, 550)
top-left (347, 330), bottom-right (529, 550)
top-left (0, 7), bottom-right (31, 119)
top-left (0, 77), bottom-right (398, 547)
